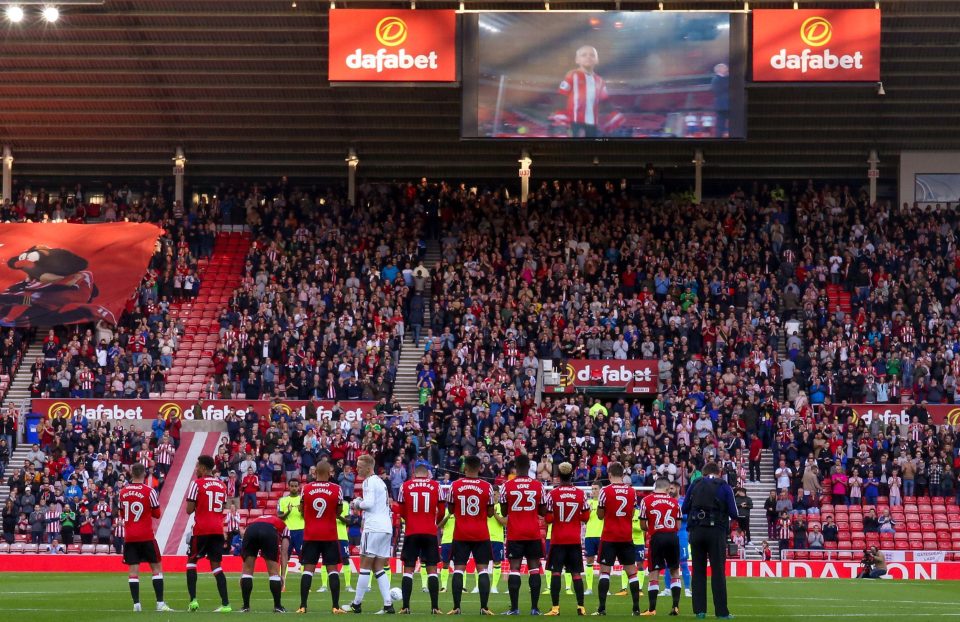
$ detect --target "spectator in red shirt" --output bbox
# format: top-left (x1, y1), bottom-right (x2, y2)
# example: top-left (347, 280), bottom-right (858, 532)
top-left (748, 434), bottom-right (763, 482)
top-left (241, 467), bottom-right (259, 510)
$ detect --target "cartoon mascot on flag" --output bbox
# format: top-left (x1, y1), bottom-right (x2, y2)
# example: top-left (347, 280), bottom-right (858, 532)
top-left (0, 245), bottom-right (116, 326)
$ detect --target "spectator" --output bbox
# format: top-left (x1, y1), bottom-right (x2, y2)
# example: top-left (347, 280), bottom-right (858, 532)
top-left (240, 467), bottom-right (259, 509)
top-left (2, 499), bottom-right (16, 544)
top-left (91, 510), bottom-right (112, 544)
top-left (763, 490), bottom-right (778, 538)
top-left (862, 508), bottom-right (880, 534)
top-left (821, 516), bottom-right (839, 543)
top-left (388, 457), bottom-right (407, 500)
top-left (878, 509), bottom-right (896, 534)
top-left (807, 524), bottom-right (824, 549)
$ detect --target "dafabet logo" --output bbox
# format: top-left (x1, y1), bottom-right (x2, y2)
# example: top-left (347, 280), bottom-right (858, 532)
top-left (329, 9), bottom-right (456, 82)
top-left (753, 9), bottom-right (880, 82)
top-left (799, 16), bottom-right (832, 47)
top-left (375, 16), bottom-right (408, 47)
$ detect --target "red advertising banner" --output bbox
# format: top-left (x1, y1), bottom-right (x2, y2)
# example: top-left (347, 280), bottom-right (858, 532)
top-left (547, 359), bottom-right (658, 395)
top-left (0, 223), bottom-right (161, 327)
top-left (752, 9), bottom-right (881, 82)
top-left (328, 9), bottom-right (457, 82)
top-left (827, 403), bottom-right (960, 427)
top-left (31, 398), bottom-right (377, 423)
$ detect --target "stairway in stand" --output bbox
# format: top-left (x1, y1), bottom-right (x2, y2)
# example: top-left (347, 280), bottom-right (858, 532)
top-left (392, 239), bottom-right (442, 411)
top-left (825, 283), bottom-right (853, 315)
top-left (162, 230), bottom-right (252, 399)
top-left (742, 448), bottom-right (779, 558)
top-left (0, 331), bottom-right (46, 507)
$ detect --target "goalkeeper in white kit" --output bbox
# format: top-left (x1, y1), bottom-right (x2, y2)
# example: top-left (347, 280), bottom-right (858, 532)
top-left (342, 455), bottom-right (396, 615)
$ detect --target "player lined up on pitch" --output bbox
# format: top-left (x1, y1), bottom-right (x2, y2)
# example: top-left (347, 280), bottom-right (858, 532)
top-left (120, 453), bottom-right (699, 616)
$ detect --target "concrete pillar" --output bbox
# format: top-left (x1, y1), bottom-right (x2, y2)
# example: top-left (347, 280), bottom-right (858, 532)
top-left (173, 146), bottom-right (186, 206)
top-left (346, 149), bottom-right (359, 206)
top-left (519, 152), bottom-right (532, 205)
top-left (2, 145), bottom-right (12, 204)
top-left (693, 149), bottom-right (705, 203)
top-left (867, 150), bottom-right (880, 206)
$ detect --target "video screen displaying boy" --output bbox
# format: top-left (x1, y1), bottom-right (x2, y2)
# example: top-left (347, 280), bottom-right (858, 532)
top-left (470, 12), bottom-right (743, 139)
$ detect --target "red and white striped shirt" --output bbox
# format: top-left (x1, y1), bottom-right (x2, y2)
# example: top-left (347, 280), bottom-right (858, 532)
top-left (558, 69), bottom-right (608, 126)
top-left (138, 449), bottom-right (153, 468)
top-left (224, 511), bottom-right (242, 533)
top-left (156, 442), bottom-right (174, 466)
top-left (45, 509), bottom-right (61, 536)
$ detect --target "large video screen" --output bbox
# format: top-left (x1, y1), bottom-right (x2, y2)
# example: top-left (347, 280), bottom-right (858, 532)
top-left (461, 11), bottom-right (747, 139)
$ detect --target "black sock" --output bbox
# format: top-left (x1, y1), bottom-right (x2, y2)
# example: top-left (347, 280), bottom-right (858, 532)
top-left (129, 578), bottom-right (140, 604)
top-left (270, 577), bottom-right (283, 609)
top-left (402, 574), bottom-right (413, 609)
top-left (330, 572), bottom-right (341, 609)
top-left (508, 573), bottom-right (521, 610)
top-left (629, 577), bottom-right (641, 611)
top-left (530, 572), bottom-right (541, 610)
top-left (478, 572), bottom-right (490, 610)
top-left (186, 568), bottom-right (198, 600)
top-left (300, 572), bottom-right (313, 609)
top-left (573, 577), bottom-right (585, 607)
top-left (452, 572), bottom-right (464, 610)
top-left (241, 576), bottom-right (253, 609)
top-left (671, 585), bottom-right (681, 609)
top-left (428, 574), bottom-right (439, 610)
top-left (215, 570), bottom-right (230, 606)
top-left (152, 575), bottom-right (164, 603)
top-left (598, 576), bottom-right (610, 611)
top-left (648, 586), bottom-right (659, 611)
top-left (550, 574), bottom-right (562, 607)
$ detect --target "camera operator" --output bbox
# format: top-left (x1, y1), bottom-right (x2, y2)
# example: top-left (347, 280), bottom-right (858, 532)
top-left (858, 546), bottom-right (887, 579)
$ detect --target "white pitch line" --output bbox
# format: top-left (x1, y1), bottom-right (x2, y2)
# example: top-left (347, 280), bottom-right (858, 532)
top-left (737, 596), bottom-right (956, 606)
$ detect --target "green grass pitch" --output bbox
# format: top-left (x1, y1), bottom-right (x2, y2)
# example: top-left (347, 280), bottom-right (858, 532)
top-left (0, 572), bottom-right (955, 620)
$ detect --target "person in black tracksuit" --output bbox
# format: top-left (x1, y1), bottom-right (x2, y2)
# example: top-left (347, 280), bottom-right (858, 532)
top-left (682, 462), bottom-right (739, 619)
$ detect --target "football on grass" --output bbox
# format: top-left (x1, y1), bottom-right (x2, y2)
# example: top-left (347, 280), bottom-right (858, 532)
top-left (390, 587), bottom-right (403, 603)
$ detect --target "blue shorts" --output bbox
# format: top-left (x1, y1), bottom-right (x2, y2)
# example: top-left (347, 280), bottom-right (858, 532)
top-left (441, 543), bottom-right (453, 564)
top-left (544, 539), bottom-right (550, 557)
top-left (635, 545), bottom-right (646, 563)
top-left (491, 542), bottom-right (504, 563)
top-left (679, 544), bottom-right (688, 562)
top-left (340, 540), bottom-right (350, 562)
top-left (584, 537), bottom-right (601, 558)
top-left (289, 530), bottom-right (304, 556)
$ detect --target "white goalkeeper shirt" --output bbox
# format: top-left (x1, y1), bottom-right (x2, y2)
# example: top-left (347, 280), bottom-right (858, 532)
top-left (357, 475), bottom-right (392, 534)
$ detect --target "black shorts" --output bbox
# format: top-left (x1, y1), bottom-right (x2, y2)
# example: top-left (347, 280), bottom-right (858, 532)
top-left (123, 539), bottom-right (162, 566)
top-left (598, 541), bottom-right (636, 567)
top-left (187, 534), bottom-right (225, 564)
top-left (401, 534), bottom-right (440, 567)
top-left (547, 543), bottom-right (584, 573)
top-left (452, 540), bottom-right (492, 566)
top-left (647, 533), bottom-right (681, 571)
top-left (241, 523), bottom-right (280, 563)
top-left (301, 540), bottom-right (342, 567)
top-left (507, 539), bottom-right (544, 562)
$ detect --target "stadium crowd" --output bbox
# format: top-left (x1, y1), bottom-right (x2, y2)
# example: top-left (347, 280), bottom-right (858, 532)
top-left (0, 181), bottom-right (215, 546)
top-left (3, 178), bottom-right (960, 556)
top-left (189, 180), bottom-right (960, 506)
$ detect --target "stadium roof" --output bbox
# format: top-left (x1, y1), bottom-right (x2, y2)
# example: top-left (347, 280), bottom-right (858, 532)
top-left (0, 0), bottom-right (959, 182)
